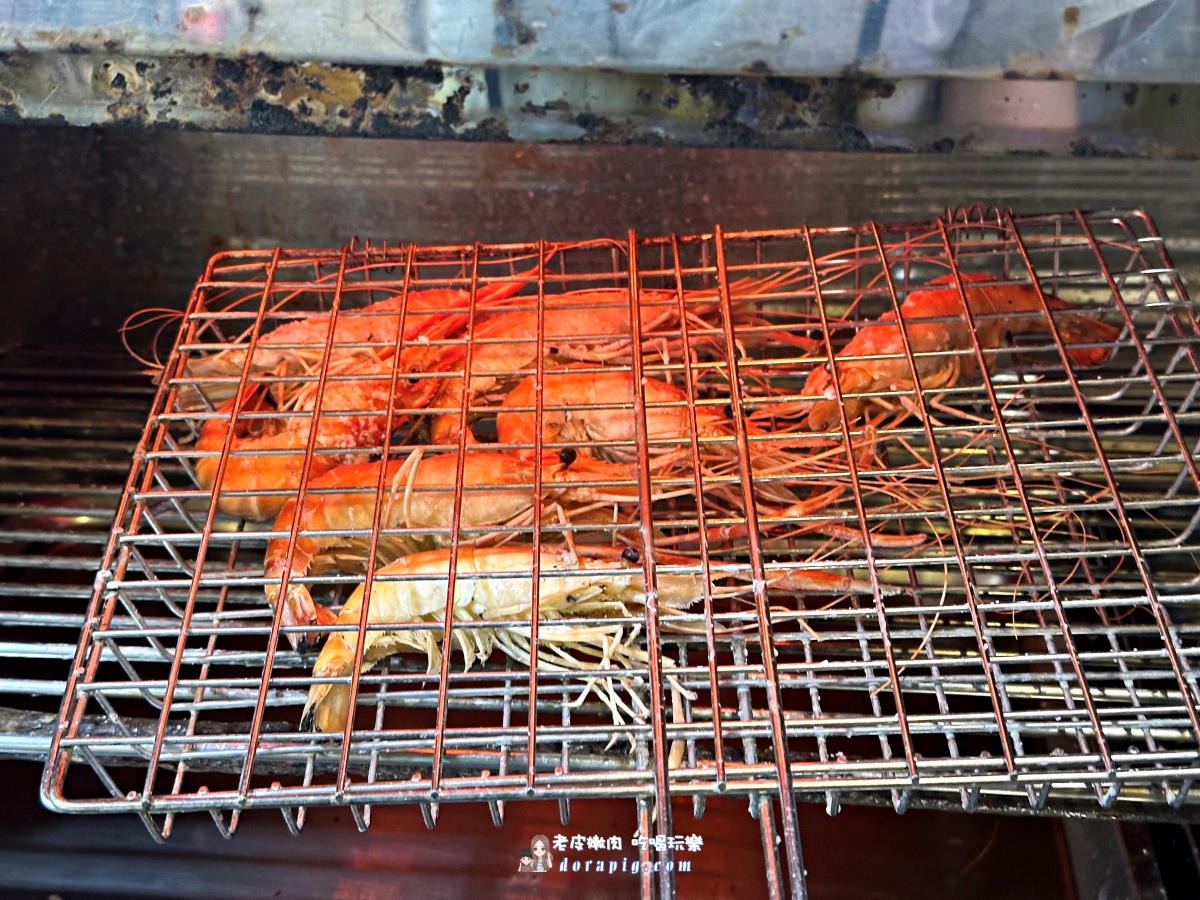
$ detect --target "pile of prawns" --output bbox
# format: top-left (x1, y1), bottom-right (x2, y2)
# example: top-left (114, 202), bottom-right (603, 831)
top-left (135, 237), bottom-right (1121, 744)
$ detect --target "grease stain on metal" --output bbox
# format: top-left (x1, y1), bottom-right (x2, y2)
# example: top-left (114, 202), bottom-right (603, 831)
top-left (0, 47), bottom-right (1178, 157)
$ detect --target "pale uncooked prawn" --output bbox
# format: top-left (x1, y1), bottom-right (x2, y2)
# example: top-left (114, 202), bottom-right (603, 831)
top-left (264, 449), bottom-right (650, 650)
top-left (300, 545), bottom-right (876, 735)
top-left (800, 273), bottom-right (1122, 430)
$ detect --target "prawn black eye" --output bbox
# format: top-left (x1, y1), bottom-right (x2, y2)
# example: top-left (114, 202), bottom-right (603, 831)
top-left (622, 547), bottom-right (640, 564)
top-left (723, 404), bottom-right (734, 419)
top-left (559, 447), bottom-right (578, 466)
top-left (548, 346), bottom-right (560, 356)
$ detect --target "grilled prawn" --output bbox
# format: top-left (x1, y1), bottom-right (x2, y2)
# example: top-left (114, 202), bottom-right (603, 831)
top-left (194, 345), bottom-right (446, 520)
top-left (161, 268), bottom-right (538, 410)
top-left (265, 449), bottom-right (645, 650)
top-left (800, 273), bottom-right (1122, 430)
top-left (300, 545), bottom-right (875, 734)
top-left (495, 366), bottom-right (729, 466)
top-left (428, 273), bottom-right (808, 444)
top-left (495, 365), bottom-right (859, 508)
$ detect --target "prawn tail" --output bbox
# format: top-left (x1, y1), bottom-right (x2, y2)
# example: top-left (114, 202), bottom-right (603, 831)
top-left (301, 633), bottom-right (356, 733)
top-left (281, 585), bottom-right (337, 653)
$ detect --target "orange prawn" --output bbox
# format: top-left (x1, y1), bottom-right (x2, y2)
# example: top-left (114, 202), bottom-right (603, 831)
top-left (494, 366), bottom-right (915, 551)
top-left (145, 266), bottom-right (540, 410)
top-left (194, 343), bottom-right (447, 521)
top-left (495, 365), bottom-right (730, 467)
top-left (800, 273), bottom-right (1122, 430)
top-left (427, 273), bottom-right (807, 444)
top-left (495, 364), bottom-right (844, 488)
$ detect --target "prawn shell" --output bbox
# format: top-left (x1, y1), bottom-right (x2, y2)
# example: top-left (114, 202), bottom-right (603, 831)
top-left (799, 274), bottom-right (1120, 429)
top-left (336, 547), bottom-right (669, 626)
top-left (301, 546), bottom-right (706, 732)
top-left (496, 365), bottom-right (727, 461)
top-left (193, 348), bottom-right (445, 521)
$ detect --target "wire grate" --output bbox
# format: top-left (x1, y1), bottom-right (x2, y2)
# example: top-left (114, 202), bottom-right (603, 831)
top-left (40, 209), bottom-right (1200, 893)
top-left (0, 352), bottom-right (146, 743)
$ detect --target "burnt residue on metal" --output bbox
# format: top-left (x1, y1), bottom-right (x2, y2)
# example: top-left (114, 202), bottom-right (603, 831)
top-left (369, 106), bottom-right (512, 143)
top-left (670, 74), bottom-right (749, 120)
top-left (765, 77), bottom-right (812, 104)
top-left (521, 98), bottom-right (571, 117)
top-left (1071, 138), bottom-right (1125, 158)
top-left (248, 98), bottom-right (320, 135)
top-left (667, 73), bottom-right (838, 149)
top-left (854, 76), bottom-right (897, 100)
top-left (208, 57), bottom-right (244, 111)
top-left (460, 116), bottom-right (512, 142)
top-left (361, 63), bottom-right (443, 96)
top-left (0, 48), bottom-right (1184, 156)
top-left (440, 82), bottom-right (472, 127)
top-left (112, 53), bottom-right (483, 140)
top-left (573, 111), bottom-right (655, 145)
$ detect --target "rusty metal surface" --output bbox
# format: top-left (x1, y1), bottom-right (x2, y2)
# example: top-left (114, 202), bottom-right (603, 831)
top-left (0, 51), bottom-right (894, 148)
top-left (0, 48), bottom-right (1199, 155)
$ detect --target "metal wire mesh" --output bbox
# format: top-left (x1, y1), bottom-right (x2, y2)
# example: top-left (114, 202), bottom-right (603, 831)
top-left (40, 208), bottom-right (1200, 896)
top-left (0, 351), bottom-right (145, 748)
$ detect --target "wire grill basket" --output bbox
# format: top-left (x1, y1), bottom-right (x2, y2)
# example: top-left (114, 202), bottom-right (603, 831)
top-left (41, 208), bottom-right (1200, 892)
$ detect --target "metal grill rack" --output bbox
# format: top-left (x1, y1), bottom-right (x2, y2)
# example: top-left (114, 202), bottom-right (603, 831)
top-left (0, 352), bottom-right (148, 753)
top-left (41, 208), bottom-right (1200, 898)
